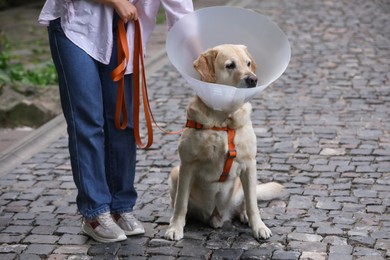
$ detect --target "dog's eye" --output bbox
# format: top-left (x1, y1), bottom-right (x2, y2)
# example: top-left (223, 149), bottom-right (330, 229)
top-left (225, 61), bottom-right (236, 70)
top-left (247, 61), bottom-right (251, 67)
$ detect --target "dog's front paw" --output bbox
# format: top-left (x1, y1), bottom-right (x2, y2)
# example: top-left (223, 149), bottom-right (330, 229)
top-left (165, 226), bottom-right (184, 241)
top-left (253, 224), bottom-right (272, 240)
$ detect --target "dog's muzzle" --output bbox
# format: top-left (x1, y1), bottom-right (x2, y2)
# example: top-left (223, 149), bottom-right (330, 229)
top-left (242, 75), bottom-right (258, 88)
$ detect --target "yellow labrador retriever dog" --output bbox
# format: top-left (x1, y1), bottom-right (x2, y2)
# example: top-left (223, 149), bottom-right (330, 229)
top-left (165, 44), bottom-right (283, 241)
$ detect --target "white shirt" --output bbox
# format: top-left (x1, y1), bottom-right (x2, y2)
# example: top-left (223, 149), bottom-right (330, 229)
top-left (38, 0), bottom-right (193, 73)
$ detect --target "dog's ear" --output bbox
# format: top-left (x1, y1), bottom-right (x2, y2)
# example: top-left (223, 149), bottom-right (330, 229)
top-left (244, 47), bottom-right (257, 73)
top-left (193, 49), bottom-right (218, 83)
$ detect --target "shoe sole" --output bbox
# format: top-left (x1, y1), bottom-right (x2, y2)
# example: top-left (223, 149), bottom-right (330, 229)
top-left (82, 224), bottom-right (127, 243)
top-left (123, 228), bottom-right (145, 236)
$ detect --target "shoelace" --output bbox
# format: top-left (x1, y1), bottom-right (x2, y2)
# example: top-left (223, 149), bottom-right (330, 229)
top-left (121, 213), bottom-right (136, 221)
top-left (98, 213), bottom-right (117, 228)
top-left (121, 213), bottom-right (139, 227)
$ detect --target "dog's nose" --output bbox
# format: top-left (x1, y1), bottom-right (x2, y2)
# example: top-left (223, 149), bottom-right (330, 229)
top-left (245, 75), bottom-right (258, 88)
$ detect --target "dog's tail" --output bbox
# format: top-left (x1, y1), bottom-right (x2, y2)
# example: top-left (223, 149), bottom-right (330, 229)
top-left (256, 182), bottom-right (284, 201)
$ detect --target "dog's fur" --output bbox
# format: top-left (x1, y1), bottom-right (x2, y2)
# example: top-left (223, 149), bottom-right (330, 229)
top-left (165, 44), bottom-right (283, 241)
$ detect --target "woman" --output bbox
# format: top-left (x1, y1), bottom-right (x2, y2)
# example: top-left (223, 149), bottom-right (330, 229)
top-left (38, 0), bottom-right (193, 243)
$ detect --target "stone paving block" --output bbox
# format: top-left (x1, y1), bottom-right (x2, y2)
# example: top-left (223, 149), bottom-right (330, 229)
top-left (288, 241), bottom-right (327, 253)
top-left (3, 225), bottom-right (33, 234)
top-left (315, 198), bottom-right (342, 210)
top-left (58, 234), bottom-right (89, 245)
top-left (287, 195), bottom-right (313, 209)
top-left (366, 205), bottom-right (386, 214)
top-left (0, 244), bottom-right (27, 254)
top-left (316, 224), bottom-right (344, 236)
top-left (24, 244), bottom-right (56, 256)
top-left (0, 254), bottom-right (17, 260)
top-left (177, 245), bottom-right (211, 258)
top-left (272, 250), bottom-right (300, 260)
top-left (47, 254), bottom-right (68, 260)
top-left (120, 256), bottom-right (146, 260)
top-left (148, 256), bottom-right (174, 260)
top-left (375, 239), bottom-right (390, 252)
top-left (300, 251), bottom-right (327, 260)
top-left (287, 232), bottom-right (323, 242)
top-left (211, 248), bottom-right (244, 260)
top-left (88, 255), bottom-right (118, 260)
top-left (328, 254), bottom-right (353, 260)
top-left (23, 234), bottom-right (60, 244)
top-left (0, 233), bottom-right (24, 243)
top-left (353, 246), bottom-right (384, 257)
top-left (240, 248), bottom-right (273, 259)
top-left (146, 246), bottom-right (180, 257)
top-left (55, 226), bottom-right (81, 235)
top-left (53, 245), bottom-right (90, 255)
top-left (19, 253), bottom-right (41, 260)
top-left (349, 236), bottom-right (376, 247)
top-left (371, 230), bottom-right (390, 239)
top-left (87, 243), bottom-right (121, 256)
top-left (34, 218), bottom-right (60, 227)
top-left (353, 189), bottom-right (378, 198)
top-left (330, 245), bottom-right (353, 254)
top-left (116, 237), bottom-right (149, 256)
top-left (117, 245), bottom-right (145, 258)
top-left (231, 234), bottom-right (261, 250)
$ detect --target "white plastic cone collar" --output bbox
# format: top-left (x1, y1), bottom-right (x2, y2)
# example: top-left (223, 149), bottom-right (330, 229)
top-left (166, 6), bottom-right (291, 113)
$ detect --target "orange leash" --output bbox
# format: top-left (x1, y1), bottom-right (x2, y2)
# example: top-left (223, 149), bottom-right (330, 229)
top-left (132, 19), bottom-right (153, 149)
top-left (111, 18), bottom-right (129, 131)
top-left (186, 120), bottom-right (236, 182)
top-left (112, 19), bottom-right (183, 149)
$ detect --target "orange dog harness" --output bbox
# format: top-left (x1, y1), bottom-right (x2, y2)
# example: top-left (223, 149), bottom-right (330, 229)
top-left (186, 120), bottom-right (236, 182)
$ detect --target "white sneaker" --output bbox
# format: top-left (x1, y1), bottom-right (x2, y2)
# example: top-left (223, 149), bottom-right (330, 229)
top-left (113, 212), bottom-right (145, 236)
top-left (82, 212), bottom-right (127, 243)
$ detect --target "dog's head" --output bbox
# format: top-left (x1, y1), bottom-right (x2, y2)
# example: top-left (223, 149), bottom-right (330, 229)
top-left (193, 44), bottom-right (257, 88)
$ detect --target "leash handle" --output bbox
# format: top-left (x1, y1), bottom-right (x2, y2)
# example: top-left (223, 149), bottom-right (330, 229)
top-left (112, 19), bottom-right (183, 149)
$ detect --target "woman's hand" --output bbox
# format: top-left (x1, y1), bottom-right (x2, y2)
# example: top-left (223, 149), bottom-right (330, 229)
top-left (94, 0), bottom-right (138, 22)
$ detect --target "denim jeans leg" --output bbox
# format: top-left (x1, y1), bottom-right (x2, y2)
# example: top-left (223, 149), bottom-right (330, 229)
top-left (99, 21), bottom-right (137, 214)
top-left (48, 19), bottom-right (111, 219)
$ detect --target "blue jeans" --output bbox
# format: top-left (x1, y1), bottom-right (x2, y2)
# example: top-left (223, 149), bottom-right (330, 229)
top-left (48, 17), bottom-right (137, 219)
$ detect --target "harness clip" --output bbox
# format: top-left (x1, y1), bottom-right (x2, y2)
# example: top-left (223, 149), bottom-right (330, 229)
top-left (228, 149), bottom-right (237, 158)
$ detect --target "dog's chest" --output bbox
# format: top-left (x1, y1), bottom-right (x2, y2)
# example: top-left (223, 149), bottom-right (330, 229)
top-left (179, 124), bottom-right (256, 181)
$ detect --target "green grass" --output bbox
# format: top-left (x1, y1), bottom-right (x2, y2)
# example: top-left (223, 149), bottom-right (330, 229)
top-left (0, 32), bottom-right (58, 89)
top-left (156, 6), bottom-right (166, 25)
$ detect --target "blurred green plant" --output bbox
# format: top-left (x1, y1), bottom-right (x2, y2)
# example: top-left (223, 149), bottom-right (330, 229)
top-left (156, 5), bottom-right (166, 25)
top-left (0, 32), bottom-right (57, 89)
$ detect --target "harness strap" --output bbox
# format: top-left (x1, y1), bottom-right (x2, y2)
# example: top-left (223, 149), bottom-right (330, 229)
top-left (186, 120), bottom-right (236, 182)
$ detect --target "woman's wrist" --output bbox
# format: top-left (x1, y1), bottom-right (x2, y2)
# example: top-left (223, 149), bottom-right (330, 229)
top-left (93, 0), bottom-right (118, 6)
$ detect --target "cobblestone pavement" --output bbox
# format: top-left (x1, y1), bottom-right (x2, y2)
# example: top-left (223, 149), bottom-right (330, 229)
top-left (1, 0), bottom-right (390, 259)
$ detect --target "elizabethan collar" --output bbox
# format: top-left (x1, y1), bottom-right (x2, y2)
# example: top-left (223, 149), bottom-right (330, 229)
top-left (166, 6), bottom-right (291, 113)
